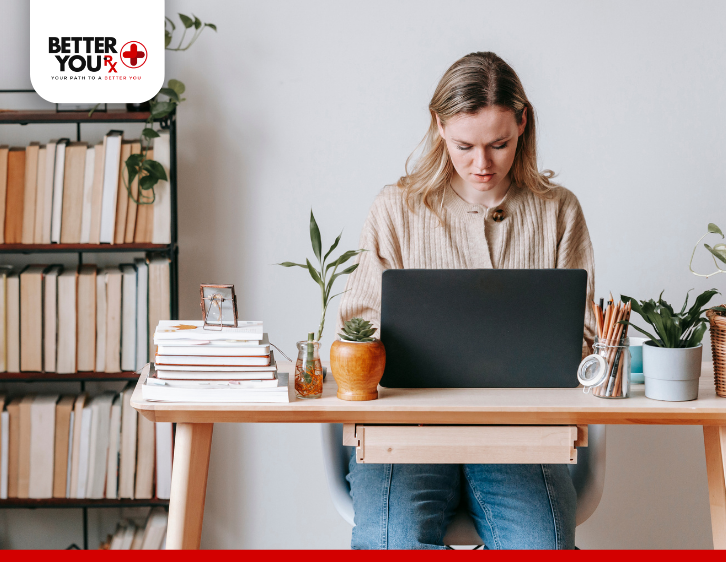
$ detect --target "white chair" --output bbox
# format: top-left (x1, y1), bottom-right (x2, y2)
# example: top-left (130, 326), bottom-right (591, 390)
top-left (320, 423), bottom-right (606, 547)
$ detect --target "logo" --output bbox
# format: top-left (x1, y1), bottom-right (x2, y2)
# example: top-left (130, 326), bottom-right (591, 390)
top-left (121, 41), bottom-right (147, 69)
top-left (30, 0), bottom-right (164, 103)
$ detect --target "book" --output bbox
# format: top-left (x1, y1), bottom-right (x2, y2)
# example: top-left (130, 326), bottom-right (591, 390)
top-left (154, 354), bottom-right (272, 367)
top-left (1, 408), bottom-right (8, 499)
top-left (152, 131), bottom-right (171, 244)
top-left (86, 391), bottom-right (115, 498)
top-left (43, 265), bottom-right (62, 372)
top-left (88, 141), bottom-right (105, 244)
top-left (105, 394), bottom-right (122, 499)
top-left (66, 410), bottom-right (74, 497)
top-left (28, 394), bottom-right (59, 498)
top-left (134, 409), bottom-right (155, 499)
top-left (95, 268), bottom-right (107, 372)
top-left (52, 395), bottom-right (75, 497)
top-left (118, 383), bottom-right (137, 499)
top-left (77, 265), bottom-right (97, 371)
top-left (17, 394), bottom-right (35, 498)
top-left (100, 131), bottom-right (123, 244)
top-left (120, 264), bottom-right (137, 371)
top-left (155, 362), bottom-right (277, 373)
top-left (113, 141), bottom-right (133, 244)
top-left (135, 258), bottom-right (148, 370)
top-left (21, 142), bottom-right (40, 244)
top-left (147, 258), bottom-right (171, 359)
top-left (105, 267), bottom-right (122, 372)
top-left (5, 148), bottom-right (26, 244)
top-left (69, 393), bottom-right (88, 498)
top-left (50, 140), bottom-right (68, 243)
top-left (75, 401), bottom-right (92, 498)
top-left (154, 320), bottom-right (264, 342)
top-left (124, 141), bottom-right (142, 243)
top-left (56, 268), bottom-right (78, 374)
top-left (143, 371), bottom-right (291, 403)
top-left (6, 397), bottom-right (22, 497)
top-left (155, 369), bottom-right (278, 380)
top-left (110, 523), bottom-right (126, 550)
top-left (60, 142), bottom-right (88, 244)
top-left (148, 377), bottom-right (279, 388)
top-left (140, 506), bottom-right (169, 549)
top-left (0, 268), bottom-right (8, 371)
top-left (133, 147), bottom-right (154, 243)
top-left (155, 421), bottom-right (172, 500)
top-left (0, 145), bottom-right (8, 243)
top-left (20, 264), bottom-right (46, 372)
top-left (40, 140), bottom-right (59, 244)
top-left (156, 338), bottom-right (270, 357)
top-left (120, 521), bottom-right (137, 549)
top-left (130, 526), bottom-right (145, 549)
top-left (33, 145), bottom-right (47, 243)
top-left (6, 272), bottom-right (20, 372)
top-left (79, 145), bottom-right (95, 243)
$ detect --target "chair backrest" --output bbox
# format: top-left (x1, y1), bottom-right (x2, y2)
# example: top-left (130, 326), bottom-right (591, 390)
top-left (320, 423), bottom-right (607, 540)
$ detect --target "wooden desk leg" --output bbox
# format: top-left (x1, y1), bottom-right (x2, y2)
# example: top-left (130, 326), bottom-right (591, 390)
top-left (166, 423), bottom-right (214, 550)
top-left (704, 426), bottom-right (726, 549)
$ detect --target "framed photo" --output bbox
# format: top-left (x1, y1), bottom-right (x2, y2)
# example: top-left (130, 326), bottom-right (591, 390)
top-left (200, 284), bottom-right (239, 329)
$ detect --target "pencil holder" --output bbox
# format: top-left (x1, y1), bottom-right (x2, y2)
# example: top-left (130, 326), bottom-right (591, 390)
top-left (592, 336), bottom-right (631, 399)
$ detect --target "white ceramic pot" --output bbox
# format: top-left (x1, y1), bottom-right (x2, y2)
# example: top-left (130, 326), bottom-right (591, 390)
top-left (642, 342), bottom-right (702, 401)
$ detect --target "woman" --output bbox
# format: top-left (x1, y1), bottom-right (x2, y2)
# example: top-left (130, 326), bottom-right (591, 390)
top-left (336, 52), bottom-right (596, 550)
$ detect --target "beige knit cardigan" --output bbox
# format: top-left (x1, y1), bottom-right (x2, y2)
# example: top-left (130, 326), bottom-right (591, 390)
top-left (336, 184), bottom-right (596, 359)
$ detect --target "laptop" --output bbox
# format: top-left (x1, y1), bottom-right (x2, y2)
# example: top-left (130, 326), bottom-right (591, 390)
top-left (379, 269), bottom-right (587, 388)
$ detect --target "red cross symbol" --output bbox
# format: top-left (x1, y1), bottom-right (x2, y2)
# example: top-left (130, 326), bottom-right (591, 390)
top-left (120, 41), bottom-right (148, 69)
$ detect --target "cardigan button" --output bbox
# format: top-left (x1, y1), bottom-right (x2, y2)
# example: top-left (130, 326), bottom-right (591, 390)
top-left (492, 209), bottom-right (505, 222)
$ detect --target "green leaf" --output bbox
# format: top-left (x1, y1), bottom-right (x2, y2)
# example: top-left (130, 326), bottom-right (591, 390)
top-left (325, 249), bottom-right (363, 272)
top-left (125, 159), bottom-right (140, 187)
top-left (138, 175), bottom-right (157, 192)
top-left (192, 15), bottom-right (202, 29)
top-left (165, 16), bottom-right (177, 31)
top-left (165, 30), bottom-right (172, 48)
top-left (685, 289), bottom-right (719, 324)
top-left (159, 88), bottom-right (180, 102)
top-left (277, 262), bottom-right (307, 268)
top-left (150, 101), bottom-right (175, 118)
top-left (705, 243), bottom-right (726, 265)
top-left (168, 79), bottom-right (186, 95)
top-left (142, 127), bottom-right (160, 139)
top-left (306, 258), bottom-right (324, 289)
top-left (711, 306), bottom-right (726, 313)
top-left (205, 23), bottom-right (217, 31)
top-left (683, 322), bottom-right (708, 348)
top-left (179, 13), bottom-right (194, 28)
top-left (323, 232), bottom-right (342, 264)
top-left (325, 263), bottom-right (359, 296)
top-left (619, 321), bottom-right (663, 346)
top-left (309, 210), bottom-right (322, 263)
top-left (141, 159), bottom-right (168, 181)
top-left (708, 223), bottom-right (724, 237)
top-left (679, 290), bottom-right (691, 314)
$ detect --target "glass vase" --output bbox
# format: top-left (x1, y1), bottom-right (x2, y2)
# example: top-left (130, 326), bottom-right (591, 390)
top-left (592, 336), bottom-right (631, 399)
top-left (294, 339), bottom-right (323, 399)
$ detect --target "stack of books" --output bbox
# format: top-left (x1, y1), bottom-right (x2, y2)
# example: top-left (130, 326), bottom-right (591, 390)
top-left (0, 132), bottom-right (171, 246)
top-left (102, 507), bottom-right (168, 550)
top-left (141, 321), bottom-right (292, 403)
top-left (0, 385), bottom-right (172, 500)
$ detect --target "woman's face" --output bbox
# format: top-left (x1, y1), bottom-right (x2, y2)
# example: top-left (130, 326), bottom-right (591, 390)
top-left (437, 106), bottom-right (526, 195)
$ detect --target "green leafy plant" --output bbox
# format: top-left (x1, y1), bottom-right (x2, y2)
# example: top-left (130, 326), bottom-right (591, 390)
top-left (690, 222), bottom-right (726, 314)
top-left (620, 289), bottom-right (719, 348)
top-left (338, 318), bottom-right (376, 342)
top-left (91, 13), bottom-right (217, 205)
top-left (277, 211), bottom-right (366, 342)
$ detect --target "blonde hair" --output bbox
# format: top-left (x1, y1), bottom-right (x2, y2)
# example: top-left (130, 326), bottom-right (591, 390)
top-left (397, 52), bottom-right (557, 220)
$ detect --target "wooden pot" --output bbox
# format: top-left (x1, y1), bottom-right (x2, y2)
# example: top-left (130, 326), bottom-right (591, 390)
top-left (330, 339), bottom-right (386, 401)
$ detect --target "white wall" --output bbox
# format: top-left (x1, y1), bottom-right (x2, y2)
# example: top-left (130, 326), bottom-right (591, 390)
top-left (1, 0), bottom-right (724, 549)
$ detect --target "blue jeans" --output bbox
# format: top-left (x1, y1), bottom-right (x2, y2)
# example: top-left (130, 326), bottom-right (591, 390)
top-left (346, 450), bottom-right (577, 550)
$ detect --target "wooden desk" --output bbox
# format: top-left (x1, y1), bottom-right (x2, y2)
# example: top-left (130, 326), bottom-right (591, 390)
top-left (132, 362), bottom-right (726, 550)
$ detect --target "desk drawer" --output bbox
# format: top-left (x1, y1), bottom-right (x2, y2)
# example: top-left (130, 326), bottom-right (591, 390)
top-left (344, 424), bottom-right (586, 464)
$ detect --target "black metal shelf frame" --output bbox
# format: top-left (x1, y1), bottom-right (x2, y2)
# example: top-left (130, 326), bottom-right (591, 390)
top-left (0, 90), bottom-right (179, 549)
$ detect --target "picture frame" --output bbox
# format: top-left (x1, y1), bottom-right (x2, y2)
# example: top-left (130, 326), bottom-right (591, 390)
top-left (200, 284), bottom-right (239, 329)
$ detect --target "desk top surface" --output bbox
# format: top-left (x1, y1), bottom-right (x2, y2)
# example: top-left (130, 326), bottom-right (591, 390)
top-left (132, 362), bottom-right (726, 425)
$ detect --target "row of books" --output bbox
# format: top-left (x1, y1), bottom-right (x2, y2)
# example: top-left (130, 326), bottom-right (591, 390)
top-left (142, 321), bottom-right (292, 403)
top-left (0, 258), bottom-right (169, 373)
top-left (0, 131), bottom-right (171, 245)
top-left (101, 508), bottom-right (168, 550)
top-left (0, 385), bottom-right (172, 500)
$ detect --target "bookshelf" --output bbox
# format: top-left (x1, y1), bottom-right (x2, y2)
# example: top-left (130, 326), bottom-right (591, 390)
top-left (0, 91), bottom-right (177, 549)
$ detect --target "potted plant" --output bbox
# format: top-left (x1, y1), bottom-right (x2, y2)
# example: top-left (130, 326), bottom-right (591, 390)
top-left (690, 222), bottom-right (726, 397)
top-left (330, 318), bottom-right (386, 401)
top-left (621, 289), bottom-right (718, 401)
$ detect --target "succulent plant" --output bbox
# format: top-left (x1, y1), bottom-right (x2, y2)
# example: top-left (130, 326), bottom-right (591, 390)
top-left (338, 318), bottom-right (376, 342)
